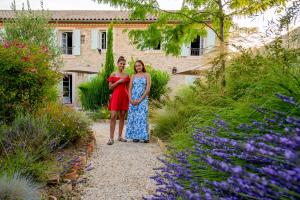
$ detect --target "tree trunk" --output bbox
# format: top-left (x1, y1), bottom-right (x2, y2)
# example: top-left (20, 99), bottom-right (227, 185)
top-left (218, 0), bottom-right (226, 92)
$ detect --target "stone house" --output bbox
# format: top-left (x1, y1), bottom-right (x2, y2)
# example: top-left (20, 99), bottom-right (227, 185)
top-left (0, 10), bottom-right (218, 107)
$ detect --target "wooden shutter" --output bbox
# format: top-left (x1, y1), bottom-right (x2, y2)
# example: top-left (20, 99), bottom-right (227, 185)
top-left (181, 43), bottom-right (190, 56)
top-left (73, 29), bottom-right (81, 55)
top-left (205, 28), bottom-right (216, 52)
top-left (52, 28), bottom-right (60, 46)
top-left (0, 27), bottom-right (5, 39)
top-left (91, 29), bottom-right (99, 49)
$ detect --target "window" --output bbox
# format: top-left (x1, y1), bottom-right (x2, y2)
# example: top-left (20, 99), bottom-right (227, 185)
top-left (190, 36), bottom-right (204, 56)
top-left (62, 32), bottom-right (73, 55)
top-left (153, 42), bottom-right (161, 50)
top-left (63, 75), bottom-right (72, 104)
top-left (100, 31), bottom-right (107, 49)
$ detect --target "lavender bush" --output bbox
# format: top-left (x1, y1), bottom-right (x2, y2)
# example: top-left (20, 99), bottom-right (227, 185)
top-left (146, 94), bottom-right (300, 200)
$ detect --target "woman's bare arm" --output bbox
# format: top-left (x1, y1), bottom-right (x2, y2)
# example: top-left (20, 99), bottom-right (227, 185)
top-left (138, 73), bottom-right (151, 103)
top-left (128, 75), bottom-right (135, 104)
top-left (108, 73), bottom-right (124, 90)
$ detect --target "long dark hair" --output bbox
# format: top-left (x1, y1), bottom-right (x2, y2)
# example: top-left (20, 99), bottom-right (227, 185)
top-left (134, 60), bottom-right (146, 74)
top-left (117, 56), bottom-right (126, 63)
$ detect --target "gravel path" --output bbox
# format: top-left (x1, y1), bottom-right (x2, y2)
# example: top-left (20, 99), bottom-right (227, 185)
top-left (80, 122), bottom-right (162, 200)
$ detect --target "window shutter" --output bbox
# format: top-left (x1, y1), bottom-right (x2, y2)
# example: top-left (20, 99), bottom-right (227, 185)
top-left (91, 29), bottom-right (98, 49)
top-left (181, 43), bottom-right (190, 56)
top-left (52, 28), bottom-right (60, 45)
top-left (73, 29), bottom-right (81, 55)
top-left (205, 28), bottom-right (216, 52)
top-left (0, 27), bottom-right (5, 39)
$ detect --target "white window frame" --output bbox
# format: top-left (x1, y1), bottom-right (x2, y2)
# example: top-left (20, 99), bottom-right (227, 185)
top-left (61, 31), bottom-right (73, 55)
top-left (99, 30), bottom-right (107, 50)
top-left (62, 74), bottom-right (73, 104)
top-left (190, 36), bottom-right (204, 56)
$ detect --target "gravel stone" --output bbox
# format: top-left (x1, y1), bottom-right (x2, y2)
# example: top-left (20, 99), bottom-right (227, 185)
top-left (80, 122), bottom-right (162, 200)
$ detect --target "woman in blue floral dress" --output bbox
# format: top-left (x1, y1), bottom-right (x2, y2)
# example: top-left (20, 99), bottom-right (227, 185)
top-left (126, 60), bottom-right (151, 143)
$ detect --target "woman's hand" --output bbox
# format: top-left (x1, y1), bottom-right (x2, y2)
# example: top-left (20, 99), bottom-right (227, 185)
top-left (130, 99), bottom-right (137, 106)
top-left (133, 98), bottom-right (142, 105)
top-left (130, 99), bottom-right (141, 106)
top-left (136, 98), bottom-right (142, 104)
top-left (117, 78), bottom-right (125, 84)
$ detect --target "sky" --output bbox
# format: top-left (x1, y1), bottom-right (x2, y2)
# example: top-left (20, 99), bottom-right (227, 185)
top-left (1, 0), bottom-right (298, 30)
top-left (0, 0), bottom-right (299, 48)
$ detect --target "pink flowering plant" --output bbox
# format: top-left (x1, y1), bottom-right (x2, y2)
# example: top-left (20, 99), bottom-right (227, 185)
top-left (0, 41), bottom-right (60, 123)
top-left (146, 94), bottom-right (300, 200)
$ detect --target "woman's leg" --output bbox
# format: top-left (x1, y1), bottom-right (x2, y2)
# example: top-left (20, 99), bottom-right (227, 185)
top-left (109, 111), bottom-right (117, 141)
top-left (118, 110), bottom-right (126, 140)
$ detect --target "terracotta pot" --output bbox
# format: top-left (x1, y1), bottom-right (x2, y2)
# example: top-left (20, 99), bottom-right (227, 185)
top-left (64, 169), bottom-right (79, 181)
top-left (71, 163), bottom-right (82, 171)
top-left (87, 145), bottom-right (93, 156)
top-left (91, 133), bottom-right (97, 143)
top-left (87, 142), bottom-right (94, 148)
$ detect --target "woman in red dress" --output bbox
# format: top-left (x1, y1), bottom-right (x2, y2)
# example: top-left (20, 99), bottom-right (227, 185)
top-left (107, 56), bottom-right (130, 145)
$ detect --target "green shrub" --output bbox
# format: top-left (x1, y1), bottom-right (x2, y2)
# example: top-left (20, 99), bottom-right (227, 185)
top-left (154, 46), bottom-right (300, 151)
top-left (0, 105), bottom-right (91, 182)
top-left (39, 103), bottom-right (91, 147)
top-left (0, 151), bottom-right (47, 182)
top-left (0, 114), bottom-right (49, 158)
top-left (0, 106), bottom-right (91, 158)
top-left (0, 173), bottom-right (41, 200)
top-left (0, 42), bottom-right (60, 124)
top-left (79, 76), bottom-right (104, 110)
top-left (0, 10), bottom-right (61, 124)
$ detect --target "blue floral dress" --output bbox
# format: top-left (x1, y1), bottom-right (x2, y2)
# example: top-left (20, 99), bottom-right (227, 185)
top-left (126, 76), bottom-right (149, 140)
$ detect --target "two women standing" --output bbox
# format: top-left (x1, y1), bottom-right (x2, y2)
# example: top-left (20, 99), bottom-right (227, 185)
top-left (107, 56), bottom-right (151, 145)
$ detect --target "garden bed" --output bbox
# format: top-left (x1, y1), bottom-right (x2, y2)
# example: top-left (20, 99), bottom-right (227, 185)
top-left (42, 130), bottom-right (96, 199)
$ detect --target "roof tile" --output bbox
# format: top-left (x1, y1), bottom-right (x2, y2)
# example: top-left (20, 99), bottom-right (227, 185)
top-left (0, 10), bottom-right (156, 22)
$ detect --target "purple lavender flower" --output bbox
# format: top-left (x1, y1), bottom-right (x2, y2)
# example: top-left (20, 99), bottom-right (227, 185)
top-left (275, 93), bottom-right (298, 106)
top-left (147, 94), bottom-right (300, 200)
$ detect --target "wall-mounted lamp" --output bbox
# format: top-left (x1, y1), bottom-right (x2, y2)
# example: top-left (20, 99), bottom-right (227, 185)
top-left (172, 67), bottom-right (177, 75)
top-left (80, 35), bottom-right (85, 44)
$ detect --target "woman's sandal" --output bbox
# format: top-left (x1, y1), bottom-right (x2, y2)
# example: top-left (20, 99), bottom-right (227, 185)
top-left (144, 139), bottom-right (149, 143)
top-left (107, 139), bottom-right (114, 145)
top-left (118, 138), bottom-right (127, 142)
top-left (133, 139), bottom-right (140, 143)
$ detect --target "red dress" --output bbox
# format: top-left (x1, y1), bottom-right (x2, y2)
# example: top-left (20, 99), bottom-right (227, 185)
top-left (107, 76), bottom-right (130, 111)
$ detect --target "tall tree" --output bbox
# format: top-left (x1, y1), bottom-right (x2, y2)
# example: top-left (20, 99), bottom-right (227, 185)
top-left (94, 0), bottom-right (287, 88)
top-left (101, 24), bottom-right (115, 106)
